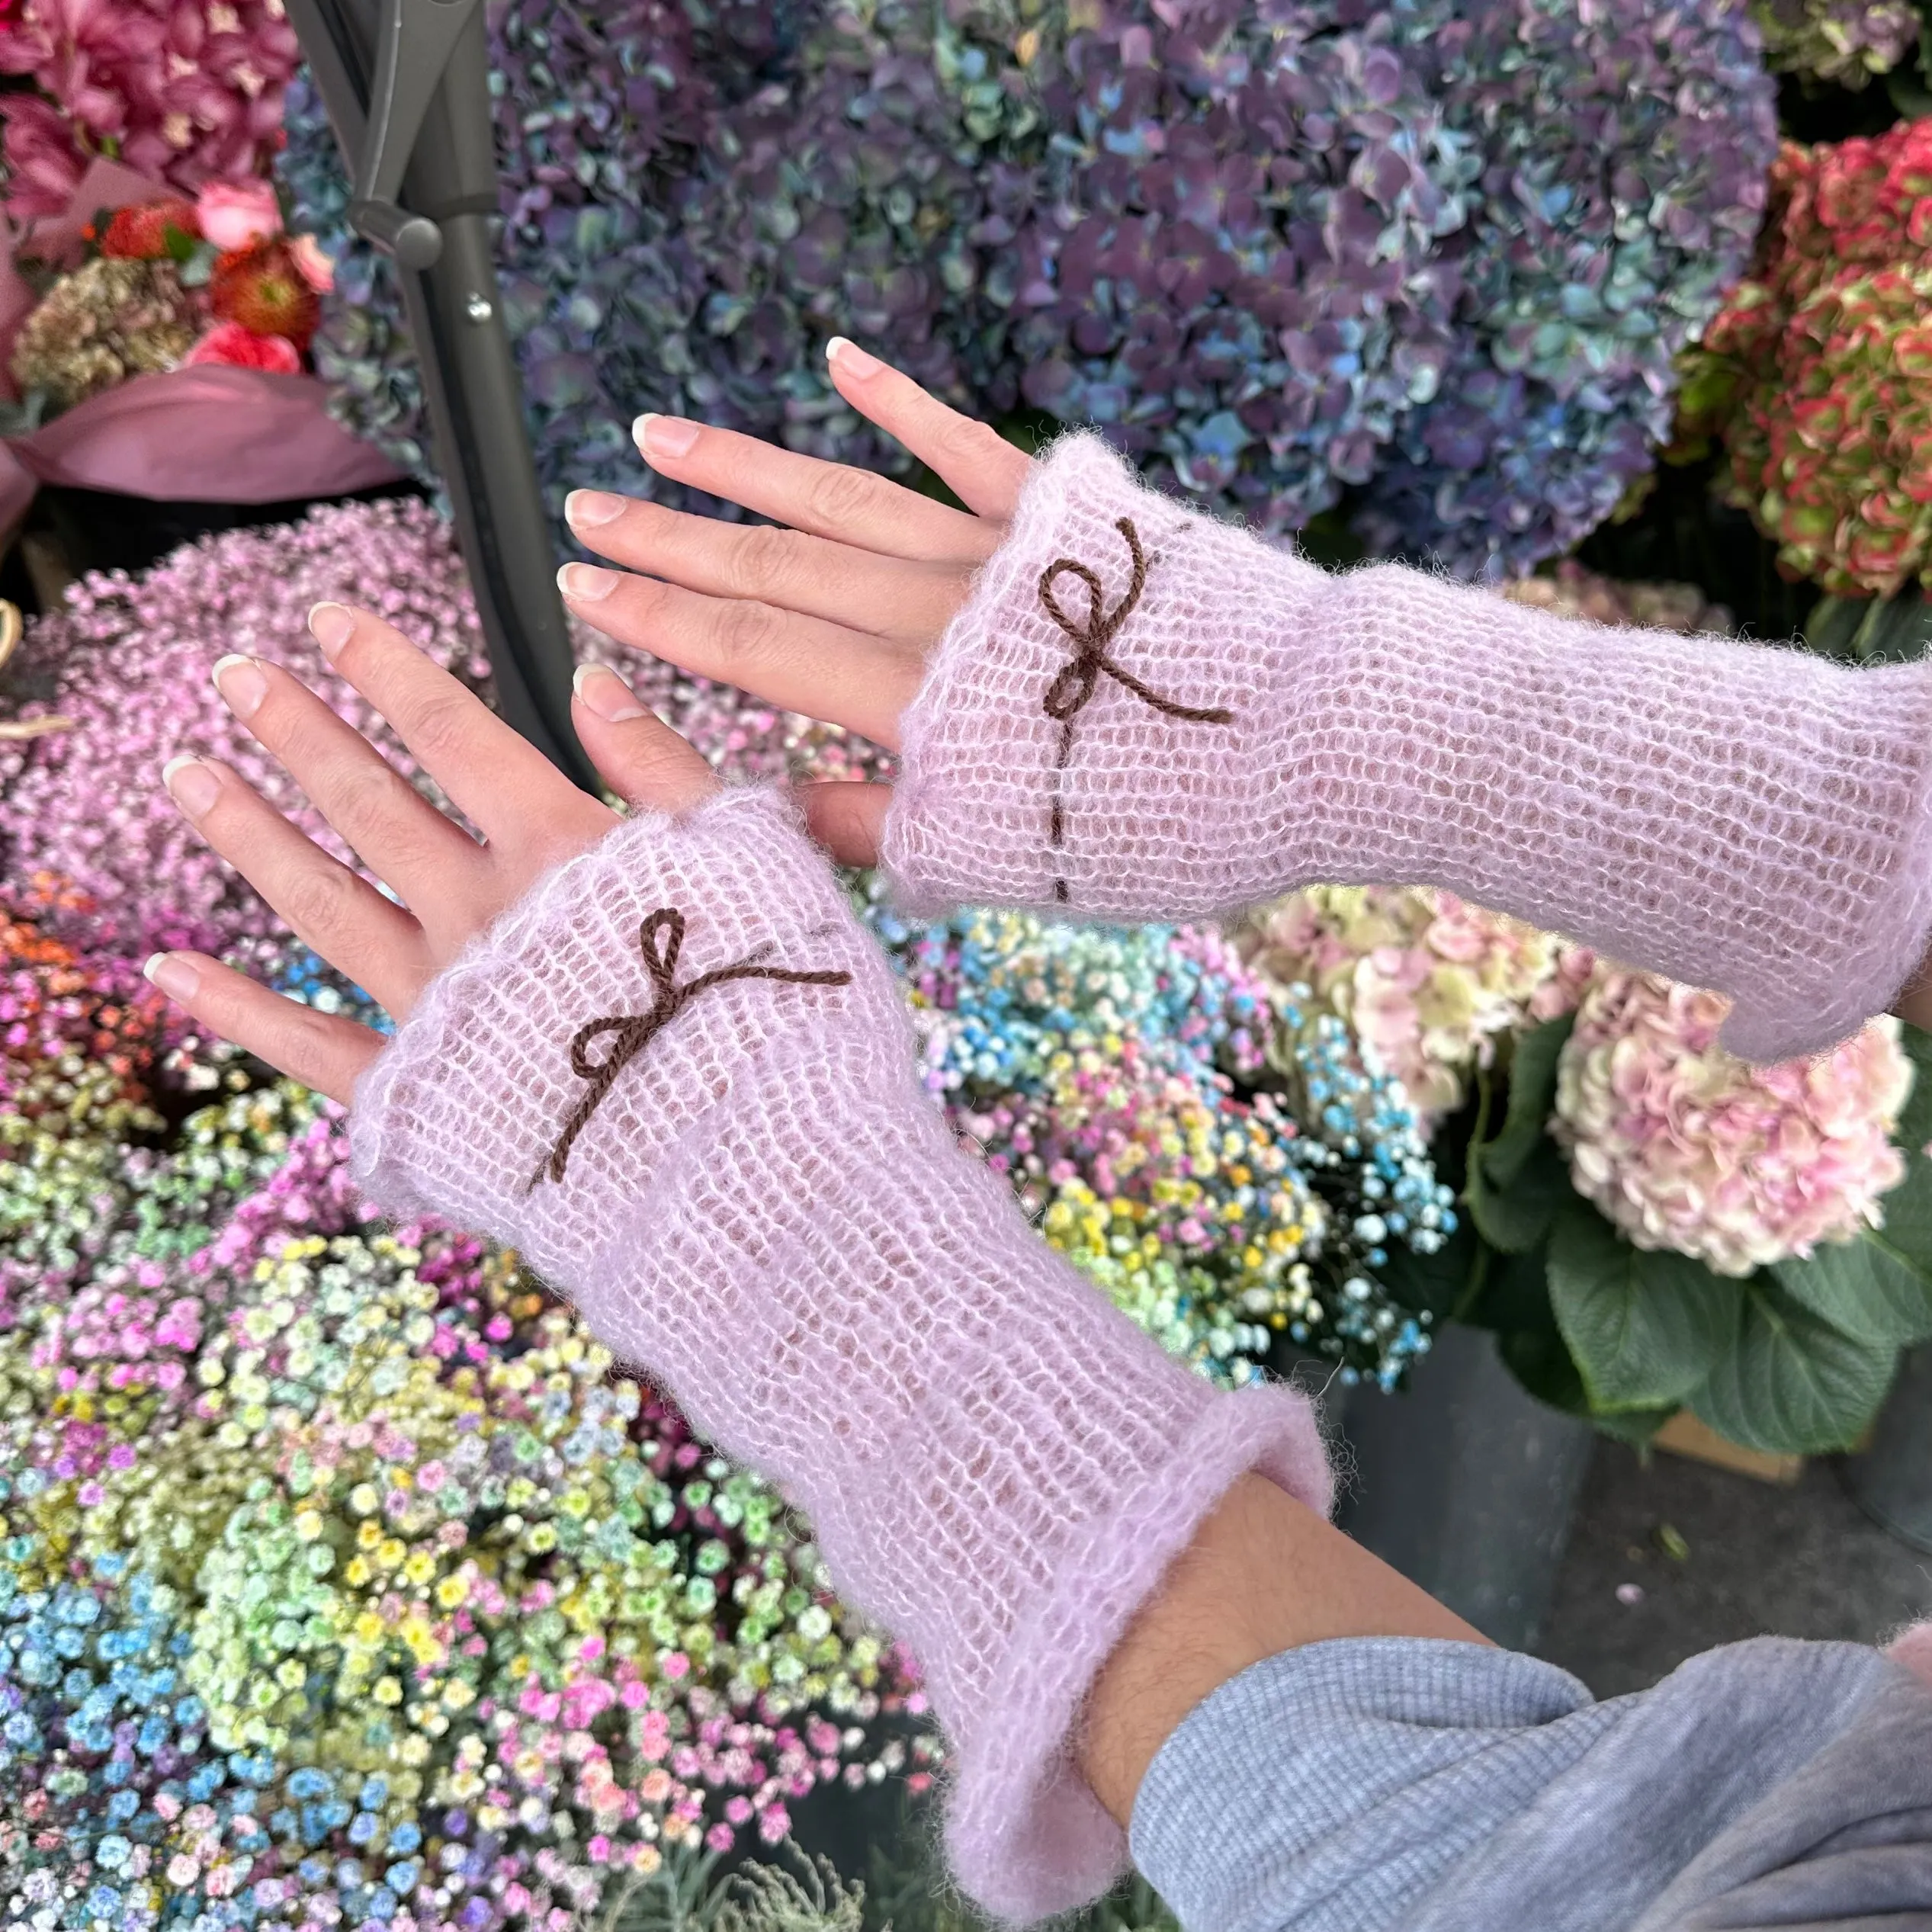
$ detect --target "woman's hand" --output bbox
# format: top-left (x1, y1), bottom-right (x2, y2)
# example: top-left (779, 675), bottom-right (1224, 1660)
top-left (558, 338), bottom-right (1032, 868)
top-left (145, 601), bottom-right (719, 1106)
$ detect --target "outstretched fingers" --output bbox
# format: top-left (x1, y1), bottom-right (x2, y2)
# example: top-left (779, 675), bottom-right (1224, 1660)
top-left (823, 339), bottom-right (1032, 522)
top-left (560, 566), bottom-right (918, 750)
top-left (160, 752), bottom-right (434, 1019)
top-left (143, 951), bottom-right (386, 1106)
top-left (630, 412), bottom-right (1001, 566)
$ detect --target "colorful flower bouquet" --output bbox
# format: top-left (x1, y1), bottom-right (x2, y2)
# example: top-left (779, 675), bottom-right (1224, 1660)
top-left (0, 163), bottom-right (400, 530)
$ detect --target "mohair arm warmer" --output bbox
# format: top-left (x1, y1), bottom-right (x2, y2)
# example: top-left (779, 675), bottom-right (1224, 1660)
top-left (881, 435), bottom-right (1932, 1067)
top-left (347, 786), bottom-right (1332, 1927)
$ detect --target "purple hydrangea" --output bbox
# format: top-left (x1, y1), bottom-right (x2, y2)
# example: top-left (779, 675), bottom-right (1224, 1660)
top-left (1356, 0), bottom-right (1777, 577)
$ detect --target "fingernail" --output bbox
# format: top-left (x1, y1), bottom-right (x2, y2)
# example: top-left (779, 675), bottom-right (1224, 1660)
top-left (566, 489), bottom-right (625, 528)
top-left (143, 951), bottom-right (200, 1001)
top-left (827, 336), bottom-right (881, 379)
top-left (634, 413), bottom-right (700, 462)
top-left (557, 562), bottom-right (619, 604)
top-left (309, 602), bottom-right (355, 660)
top-left (161, 753), bottom-right (220, 818)
top-left (573, 662), bottom-right (648, 721)
top-left (211, 653), bottom-right (268, 721)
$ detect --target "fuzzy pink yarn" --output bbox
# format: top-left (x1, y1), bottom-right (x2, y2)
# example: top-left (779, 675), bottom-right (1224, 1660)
top-left (1888, 1620), bottom-right (1932, 1690)
top-left (883, 434), bottom-right (1932, 1068)
top-left (348, 785), bottom-right (1332, 1925)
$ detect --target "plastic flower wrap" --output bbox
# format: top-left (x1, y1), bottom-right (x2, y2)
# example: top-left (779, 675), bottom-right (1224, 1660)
top-left (862, 899), bottom-right (1450, 1388)
top-left (1748, 0), bottom-right (1919, 85)
top-left (1677, 122), bottom-right (1932, 596)
top-left (1356, 0), bottom-right (1777, 579)
top-left (1551, 971), bottom-right (1914, 1276)
top-left (1238, 887), bottom-right (1597, 1138)
top-left (0, 0), bottom-right (301, 228)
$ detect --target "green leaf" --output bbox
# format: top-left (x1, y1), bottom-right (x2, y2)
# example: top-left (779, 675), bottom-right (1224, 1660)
top-left (1774, 1149), bottom-right (1932, 1346)
top-left (1689, 1279), bottom-right (1898, 1455)
top-left (1498, 1328), bottom-right (1674, 1442)
top-left (1804, 593), bottom-right (1871, 661)
top-left (1895, 1021), bottom-right (1932, 1151)
top-left (1459, 1234), bottom-right (1559, 1333)
top-left (1469, 1133), bottom-right (1571, 1255)
top-left (1481, 1016), bottom-right (1575, 1191)
top-left (1547, 1198), bottom-right (1736, 1411)
top-left (162, 223), bottom-right (198, 264)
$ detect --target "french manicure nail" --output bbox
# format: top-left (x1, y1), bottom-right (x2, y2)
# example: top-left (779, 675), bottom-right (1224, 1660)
top-left (566, 489), bottom-right (625, 528)
top-left (309, 602), bottom-right (355, 660)
top-left (211, 653), bottom-right (268, 721)
top-left (143, 951), bottom-right (201, 1001)
top-left (634, 413), bottom-right (700, 462)
top-left (161, 754), bottom-right (220, 818)
top-left (827, 336), bottom-right (881, 379)
top-left (573, 662), bottom-right (648, 721)
top-left (557, 563), bottom-right (619, 604)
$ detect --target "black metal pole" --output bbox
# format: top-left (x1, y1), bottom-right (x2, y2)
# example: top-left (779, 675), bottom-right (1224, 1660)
top-left (284, 0), bottom-right (599, 793)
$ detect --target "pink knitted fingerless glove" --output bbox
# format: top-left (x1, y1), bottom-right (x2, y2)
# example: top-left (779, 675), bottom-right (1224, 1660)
top-left (348, 786), bottom-right (1330, 1924)
top-left (881, 435), bottom-right (1932, 1067)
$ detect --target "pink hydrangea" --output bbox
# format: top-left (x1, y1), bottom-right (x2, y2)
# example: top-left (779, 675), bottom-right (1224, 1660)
top-left (1239, 885), bottom-right (1597, 1134)
top-left (1552, 970), bottom-right (1915, 1276)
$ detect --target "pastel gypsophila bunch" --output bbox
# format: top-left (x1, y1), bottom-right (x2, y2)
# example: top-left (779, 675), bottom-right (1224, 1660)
top-left (0, 499), bottom-right (492, 957)
top-left (1552, 973), bottom-right (1916, 1277)
top-left (0, 500), bottom-right (891, 960)
top-left (0, 0), bottom-right (300, 229)
top-left (0, 1108), bottom-right (932, 1930)
top-left (860, 897), bottom-right (1449, 1387)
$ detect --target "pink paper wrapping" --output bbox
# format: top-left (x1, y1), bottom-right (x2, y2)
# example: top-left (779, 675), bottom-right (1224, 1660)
top-left (0, 367), bottom-right (406, 531)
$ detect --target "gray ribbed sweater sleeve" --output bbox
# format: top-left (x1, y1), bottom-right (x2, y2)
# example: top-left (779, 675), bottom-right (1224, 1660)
top-left (1128, 1636), bottom-right (1932, 1931)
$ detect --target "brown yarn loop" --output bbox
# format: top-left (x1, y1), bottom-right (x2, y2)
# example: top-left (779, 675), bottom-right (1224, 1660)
top-left (531, 907), bottom-right (850, 1189)
top-left (1037, 517), bottom-right (1234, 901)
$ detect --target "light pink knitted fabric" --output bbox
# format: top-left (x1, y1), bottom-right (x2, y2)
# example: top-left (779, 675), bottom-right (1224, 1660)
top-left (1889, 1620), bottom-right (1932, 1691)
top-left (348, 785), bottom-right (1331, 1925)
top-left (882, 434), bottom-right (1932, 1067)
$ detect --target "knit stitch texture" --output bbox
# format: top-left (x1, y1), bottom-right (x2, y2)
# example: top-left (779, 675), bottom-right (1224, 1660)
top-left (348, 786), bottom-right (1332, 1924)
top-left (882, 435), bottom-right (1932, 1066)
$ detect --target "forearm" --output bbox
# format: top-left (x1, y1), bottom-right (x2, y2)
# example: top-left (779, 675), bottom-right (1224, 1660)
top-left (885, 434), bottom-right (1932, 1067)
top-left (1078, 1475), bottom-right (1487, 1826)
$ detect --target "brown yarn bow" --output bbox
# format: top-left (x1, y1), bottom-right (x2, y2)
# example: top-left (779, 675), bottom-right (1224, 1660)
top-left (1038, 516), bottom-right (1234, 900)
top-left (530, 907), bottom-right (850, 1190)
